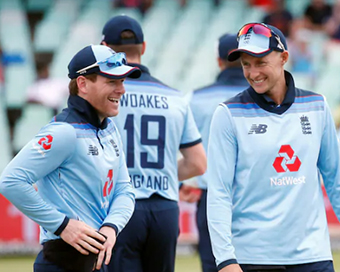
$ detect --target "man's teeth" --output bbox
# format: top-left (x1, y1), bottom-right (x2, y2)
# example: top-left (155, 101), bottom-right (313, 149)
top-left (254, 79), bottom-right (264, 84)
top-left (109, 98), bottom-right (119, 102)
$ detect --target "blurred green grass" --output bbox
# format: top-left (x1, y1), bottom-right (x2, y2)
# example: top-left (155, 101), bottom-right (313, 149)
top-left (0, 252), bottom-right (339, 271)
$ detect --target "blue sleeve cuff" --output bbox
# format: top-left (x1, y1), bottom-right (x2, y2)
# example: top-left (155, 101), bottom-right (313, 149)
top-left (54, 216), bottom-right (70, 236)
top-left (101, 223), bottom-right (118, 236)
top-left (217, 259), bottom-right (238, 271)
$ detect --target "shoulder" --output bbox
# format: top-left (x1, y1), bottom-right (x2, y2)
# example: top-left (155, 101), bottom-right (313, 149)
top-left (222, 90), bottom-right (257, 109)
top-left (295, 88), bottom-right (325, 103)
top-left (125, 75), bottom-right (180, 95)
top-left (106, 118), bottom-right (119, 135)
top-left (192, 83), bottom-right (245, 101)
top-left (35, 122), bottom-right (77, 150)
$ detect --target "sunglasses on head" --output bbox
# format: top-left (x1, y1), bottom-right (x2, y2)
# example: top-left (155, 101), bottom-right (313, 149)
top-left (237, 23), bottom-right (285, 51)
top-left (76, 52), bottom-right (127, 74)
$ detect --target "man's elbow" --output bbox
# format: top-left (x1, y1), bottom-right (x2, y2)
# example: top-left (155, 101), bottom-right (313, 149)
top-left (194, 155), bottom-right (207, 176)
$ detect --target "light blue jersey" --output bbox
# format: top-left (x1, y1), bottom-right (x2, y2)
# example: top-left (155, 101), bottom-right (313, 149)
top-left (190, 68), bottom-right (248, 189)
top-left (0, 95), bottom-right (135, 243)
top-left (113, 64), bottom-right (202, 201)
top-left (207, 71), bottom-right (340, 269)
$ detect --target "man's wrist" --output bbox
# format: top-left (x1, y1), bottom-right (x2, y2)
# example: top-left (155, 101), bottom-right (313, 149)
top-left (54, 216), bottom-right (70, 236)
top-left (101, 223), bottom-right (118, 236)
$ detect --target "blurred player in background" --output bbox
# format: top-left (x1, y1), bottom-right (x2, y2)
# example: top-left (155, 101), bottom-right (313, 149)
top-left (181, 33), bottom-right (248, 272)
top-left (101, 15), bottom-right (207, 272)
top-left (0, 44), bottom-right (139, 272)
top-left (207, 23), bottom-right (339, 272)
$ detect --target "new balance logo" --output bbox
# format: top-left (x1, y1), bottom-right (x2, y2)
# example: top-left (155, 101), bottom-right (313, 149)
top-left (248, 124), bottom-right (268, 134)
top-left (88, 145), bottom-right (99, 156)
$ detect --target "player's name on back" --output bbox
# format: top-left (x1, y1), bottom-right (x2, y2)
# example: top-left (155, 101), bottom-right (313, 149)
top-left (130, 174), bottom-right (169, 190)
top-left (120, 93), bottom-right (169, 109)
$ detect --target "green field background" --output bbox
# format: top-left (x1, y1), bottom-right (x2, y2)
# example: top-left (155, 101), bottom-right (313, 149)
top-left (1, 253), bottom-right (340, 272)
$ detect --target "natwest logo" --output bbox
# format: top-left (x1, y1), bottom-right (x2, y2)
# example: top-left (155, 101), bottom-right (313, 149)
top-left (273, 145), bottom-right (301, 173)
top-left (271, 176), bottom-right (306, 186)
top-left (38, 135), bottom-right (53, 150)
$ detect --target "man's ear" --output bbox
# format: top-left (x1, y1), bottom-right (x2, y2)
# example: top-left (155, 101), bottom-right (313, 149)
top-left (281, 51), bottom-right (289, 65)
top-left (141, 41), bottom-right (146, 56)
top-left (76, 76), bottom-right (88, 95)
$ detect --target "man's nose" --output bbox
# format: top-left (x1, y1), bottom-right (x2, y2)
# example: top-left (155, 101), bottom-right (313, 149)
top-left (248, 67), bottom-right (260, 79)
top-left (116, 81), bottom-right (126, 94)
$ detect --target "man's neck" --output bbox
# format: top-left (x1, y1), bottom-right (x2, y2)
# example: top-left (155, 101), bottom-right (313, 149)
top-left (127, 57), bottom-right (141, 64)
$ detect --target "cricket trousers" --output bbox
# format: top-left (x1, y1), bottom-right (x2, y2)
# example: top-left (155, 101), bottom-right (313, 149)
top-left (34, 250), bottom-right (108, 272)
top-left (109, 194), bottom-right (179, 272)
top-left (197, 189), bottom-right (217, 272)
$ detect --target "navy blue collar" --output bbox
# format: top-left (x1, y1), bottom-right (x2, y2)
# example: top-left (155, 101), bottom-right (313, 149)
top-left (128, 63), bottom-right (150, 75)
top-left (247, 70), bottom-right (295, 114)
top-left (126, 63), bottom-right (166, 85)
top-left (67, 95), bottom-right (108, 129)
top-left (216, 67), bottom-right (248, 86)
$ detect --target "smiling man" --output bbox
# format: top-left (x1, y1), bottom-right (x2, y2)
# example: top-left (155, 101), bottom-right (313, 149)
top-left (206, 23), bottom-right (340, 272)
top-left (0, 45), bottom-right (140, 272)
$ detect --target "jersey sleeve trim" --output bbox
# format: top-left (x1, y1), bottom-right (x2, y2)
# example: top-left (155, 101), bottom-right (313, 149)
top-left (179, 138), bottom-right (202, 149)
top-left (101, 223), bottom-right (118, 236)
top-left (217, 259), bottom-right (238, 270)
top-left (54, 216), bottom-right (70, 236)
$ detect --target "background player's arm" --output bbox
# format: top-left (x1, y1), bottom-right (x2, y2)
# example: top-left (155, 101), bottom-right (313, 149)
top-left (178, 102), bottom-right (207, 181)
top-left (318, 101), bottom-right (340, 218)
top-left (207, 105), bottom-right (238, 270)
top-left (178, 143), bottom-right (206, 181)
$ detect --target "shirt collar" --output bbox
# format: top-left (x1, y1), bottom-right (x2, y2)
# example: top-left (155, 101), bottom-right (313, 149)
top-left (67, 95), bottom-right (108, 129)
top-left (247, 70), bottom-right (295, 114)
top-left (216, 67), bottom-right (248, 86)
top-left (127, 63), bottom-right (150, 75)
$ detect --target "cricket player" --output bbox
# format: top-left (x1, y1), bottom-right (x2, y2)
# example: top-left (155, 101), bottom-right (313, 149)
top-left (207, 23), bottom-right (339, 272)
top-left (182, 33), bottom-right (248, 272)
top-left (101, 15), bottom-right (207, 272)
top-left (0, 45), bottom-right (140, 272)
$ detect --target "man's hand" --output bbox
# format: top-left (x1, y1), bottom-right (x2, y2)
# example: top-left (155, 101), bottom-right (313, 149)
top-left (95, 226), bottom-right (117, 270)
top-left (60, 219), bottom-right (106, 255)
top-left (179, 184), bottom-right (202, 203)
top-left (219, 264), bottom-right (243, 272)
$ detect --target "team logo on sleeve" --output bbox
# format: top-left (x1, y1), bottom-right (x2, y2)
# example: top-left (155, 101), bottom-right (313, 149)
top-left (273, 145), bottom-right (301, 173)
top-left (32, 135), bottom-right (53, 156)
top-left (38, 135), bottom-right (53, 150)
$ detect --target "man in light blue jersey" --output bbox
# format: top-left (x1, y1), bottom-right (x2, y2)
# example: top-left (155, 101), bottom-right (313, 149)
top-left (181, 33), bottom-right (248, 272)
top-left (207, 23), bottom-right (339, 272)
top-left (0, 44), bottom-right (141, 272)
top-left (101, 15), bottom-right (207, 272)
